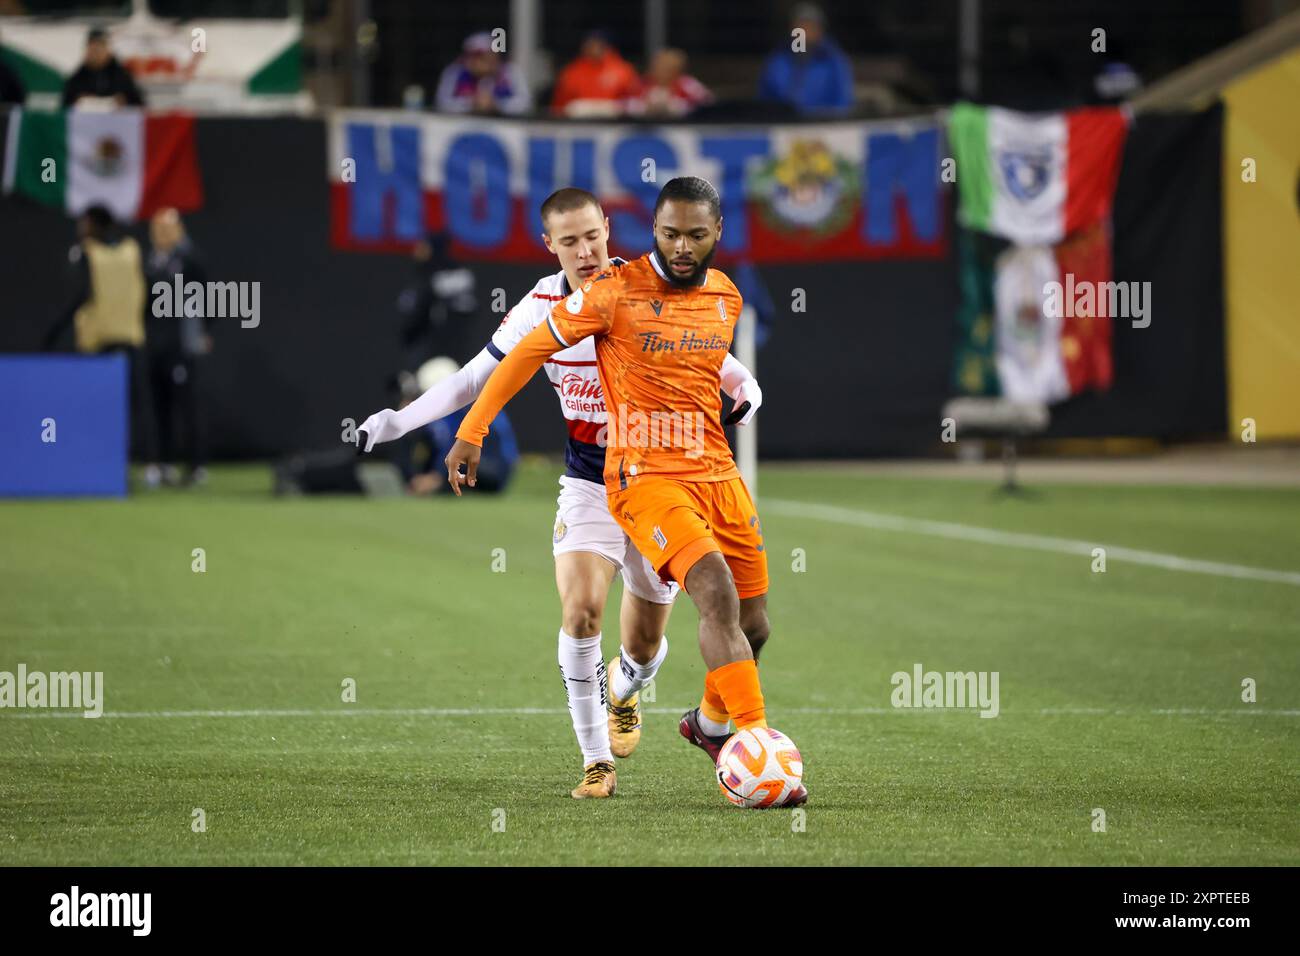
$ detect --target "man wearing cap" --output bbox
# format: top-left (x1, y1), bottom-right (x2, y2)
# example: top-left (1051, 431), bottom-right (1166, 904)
top-left (435, 32), bottom-right (531, 116)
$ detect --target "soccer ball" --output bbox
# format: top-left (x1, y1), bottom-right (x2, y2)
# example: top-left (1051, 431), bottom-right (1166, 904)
top-left (715, 727), bottom-right (803, 808)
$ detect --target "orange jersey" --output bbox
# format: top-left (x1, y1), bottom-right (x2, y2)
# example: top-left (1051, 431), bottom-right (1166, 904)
top-left (456, 252), bottom-right (744, 491)
top-left (548, 253), bottom-right (742, 488)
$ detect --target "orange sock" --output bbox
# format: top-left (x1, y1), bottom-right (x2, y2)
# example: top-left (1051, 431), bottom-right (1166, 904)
top-left (700, 670), bottom-right (729, 724)
top-left (709, 659), bottom-right (767, 730)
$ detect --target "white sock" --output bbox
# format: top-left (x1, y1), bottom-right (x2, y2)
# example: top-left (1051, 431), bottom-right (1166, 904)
top-left (557, 630), bottom-right (612, 766)
top-left (696, 710), bottom-right (731, 737)
top-left (610, 636), bottom-right (668, 702)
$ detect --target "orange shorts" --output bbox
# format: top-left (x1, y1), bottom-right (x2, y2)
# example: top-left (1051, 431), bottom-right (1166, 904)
top-left (606, 476), bottom-right (768, 599)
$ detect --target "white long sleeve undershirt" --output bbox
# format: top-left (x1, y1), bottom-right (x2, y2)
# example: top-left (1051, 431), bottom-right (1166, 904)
top-left (392, 347), bottom-right (501, 437)
top-left (389, 347), bottom-right (757, 441)
top-left (719, 351), bottom-right (753, 398)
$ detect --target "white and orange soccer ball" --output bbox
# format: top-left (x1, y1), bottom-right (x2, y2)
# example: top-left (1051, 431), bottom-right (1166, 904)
top-left (715, 727), bottom-right (803, 808)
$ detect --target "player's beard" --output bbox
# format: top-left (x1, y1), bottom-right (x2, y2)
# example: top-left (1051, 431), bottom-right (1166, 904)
top-left (653, 242), bottom-right (717, 289)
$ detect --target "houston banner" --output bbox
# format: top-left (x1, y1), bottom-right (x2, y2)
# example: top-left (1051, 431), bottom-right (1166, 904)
top-left (327, 111), bottom-right (946, 261)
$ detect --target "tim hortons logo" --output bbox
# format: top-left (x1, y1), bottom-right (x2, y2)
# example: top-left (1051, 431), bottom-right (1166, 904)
top-left (560, 373), bottom-right (601, 399)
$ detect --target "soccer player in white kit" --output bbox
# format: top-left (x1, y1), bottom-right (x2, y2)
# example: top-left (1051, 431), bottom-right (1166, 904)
top-left (357, 188), bottom-right (762, 798)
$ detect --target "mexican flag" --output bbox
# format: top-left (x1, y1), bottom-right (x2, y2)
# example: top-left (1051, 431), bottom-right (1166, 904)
top-left (992, 225), bottom-right (1114, 403)
top-left (948, 103), bottom-right (1127, 246)
top-left (3, 109), bottom-right (202, 221)
top-left (953, 224), bottom-right (1114, 404)
top-left (952, 229), bottom-right (1001, 397)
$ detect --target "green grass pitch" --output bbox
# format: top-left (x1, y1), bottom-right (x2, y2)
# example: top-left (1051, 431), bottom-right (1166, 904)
top-left (1, 460), bottom-right (1297, 865)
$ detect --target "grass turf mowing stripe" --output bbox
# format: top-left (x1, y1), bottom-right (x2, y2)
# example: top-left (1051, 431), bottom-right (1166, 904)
top-left (765, 498), bottom-right (1300, 586)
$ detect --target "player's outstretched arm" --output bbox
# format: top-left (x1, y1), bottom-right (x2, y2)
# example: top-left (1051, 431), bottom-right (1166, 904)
top-left (445, 321), bottom-right (565, 495)
top-left (356, 348), bottom-right (501, 452)
top-left (720, 352), bottom-right (762, 427)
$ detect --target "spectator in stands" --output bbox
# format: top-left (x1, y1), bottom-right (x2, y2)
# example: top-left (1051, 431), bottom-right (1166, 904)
top-left (550, 30), bottom-right (641, 117)
top-left (629, 48), bottom-right (713, 118)
top-left (435, 31), bottom-right (531, 116)
top-left (62, 28), bottom-right (144, 109)
top-left (45, 204), bottom-right (160, 486)
top-left (1091, 38), bottom-right (1142, 104)
top-left (758, 3), bottom-right (854, 115)
top-left (403, 358), bottom-right (518, 495)
top-left (145, 208), bottom-right (211, 487)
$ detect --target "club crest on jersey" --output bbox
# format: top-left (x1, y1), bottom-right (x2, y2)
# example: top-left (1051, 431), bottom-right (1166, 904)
top-left (652, 525), bottom-right (668, 550)
top-left (717, 297), bottom-right (728, 322)
top-left (566, 289), bottom-right (584, 313)
top-left (650, 299), bottom-right (664, 316)
top-left (553, 517), bottom-right (567, 542)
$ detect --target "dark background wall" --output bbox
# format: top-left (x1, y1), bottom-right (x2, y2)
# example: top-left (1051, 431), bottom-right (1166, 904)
top-left (0, 109), bottom-right (1224, 460)
top-left (362, 0), bottom-right (1249, 109)
top-left (1050, 105), bottom-right (1227, 439)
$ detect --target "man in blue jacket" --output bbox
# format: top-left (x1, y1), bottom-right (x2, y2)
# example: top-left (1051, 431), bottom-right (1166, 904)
top-left (758, 3), bottom-right (854, 116)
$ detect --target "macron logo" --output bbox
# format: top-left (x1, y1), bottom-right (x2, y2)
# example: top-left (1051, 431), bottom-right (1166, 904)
top-left (50, 886), bottom-right (151, 936)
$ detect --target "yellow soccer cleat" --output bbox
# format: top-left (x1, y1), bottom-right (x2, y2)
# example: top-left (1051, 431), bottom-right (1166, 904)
top-left (607, 658), bottom-right (642, 758)
top-left (571, 760), bottom-right (617, 799)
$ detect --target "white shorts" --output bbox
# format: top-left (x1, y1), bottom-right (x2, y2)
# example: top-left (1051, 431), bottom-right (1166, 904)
top-left (552, 475), bottom-right (680, 605)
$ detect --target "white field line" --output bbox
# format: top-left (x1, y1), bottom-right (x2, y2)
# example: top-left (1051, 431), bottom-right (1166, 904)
top-left (763, 498), bottom-right (1300, 587)
top-left (3, 706), bottom-right (1296, 720)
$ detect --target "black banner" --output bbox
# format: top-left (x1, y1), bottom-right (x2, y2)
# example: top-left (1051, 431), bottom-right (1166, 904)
top-left (0, 865), bottom-right (1283, 940)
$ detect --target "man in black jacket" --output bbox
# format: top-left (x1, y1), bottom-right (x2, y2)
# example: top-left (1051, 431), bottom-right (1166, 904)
top-left (145, 208), bottom-right (211, 485)
top-left (62, 28), bottom-right (144, 108)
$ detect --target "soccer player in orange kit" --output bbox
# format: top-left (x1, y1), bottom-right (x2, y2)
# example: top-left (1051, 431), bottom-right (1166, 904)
top-left (445, 176), bottom-right (806, 807)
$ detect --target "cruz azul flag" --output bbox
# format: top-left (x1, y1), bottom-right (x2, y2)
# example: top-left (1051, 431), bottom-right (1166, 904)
top-left (948, 102), bottom-right (1127, 246)
top-left (327, 111), bottom-right (946, 262)
top-left (3, 109), bottom-right (203, 221)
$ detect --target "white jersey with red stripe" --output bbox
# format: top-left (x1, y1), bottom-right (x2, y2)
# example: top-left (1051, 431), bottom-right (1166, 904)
top-left (484, 261), bottom-right (624, 484)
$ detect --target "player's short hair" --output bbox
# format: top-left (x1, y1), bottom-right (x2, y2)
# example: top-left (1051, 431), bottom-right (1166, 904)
top-left (654, 176), bottom-right (721, 221)
top-left (539, 188), bottom-right (602, 233)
